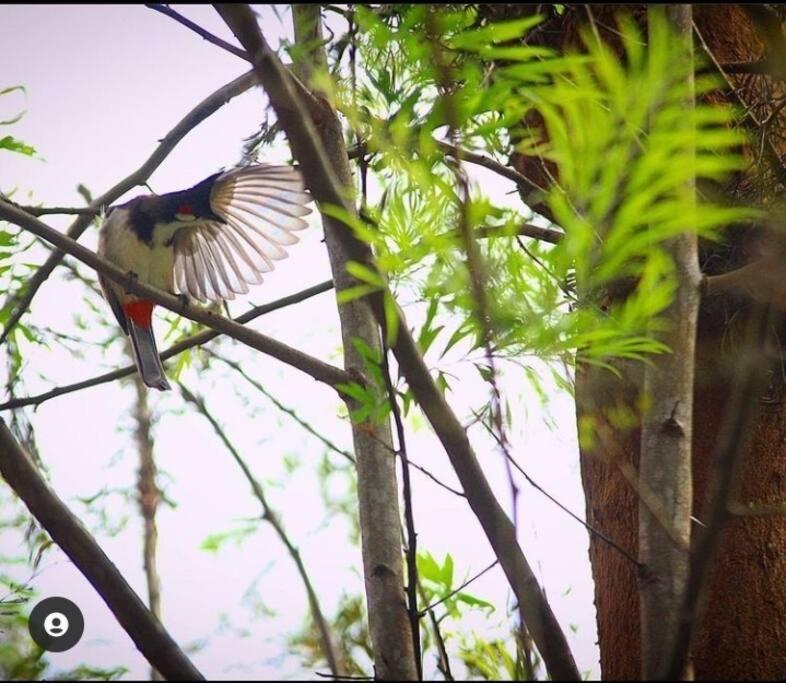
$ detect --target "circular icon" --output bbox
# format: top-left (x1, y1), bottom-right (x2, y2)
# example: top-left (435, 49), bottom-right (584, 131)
top-left (29, 597), bottom-right (84, 652)
top-left (43, 611), bottom-right (70, 637)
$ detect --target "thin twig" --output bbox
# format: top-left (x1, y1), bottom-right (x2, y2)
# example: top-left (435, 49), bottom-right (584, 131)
top-left (145, 4), bottom-right (250, 60)
top-left (417, 579), bottom-right (455, 681)
top-left (178, 383), bottom-right (342, 677)
top-left (207, 350), bottom-right (355, 464)
top-left (381, 342), bottom-right (423, 680)
top-left (431, 16), bottom-right (522, 634)
top-left (0, 280), bottom-right (334, 412)
top-left (418, 560), bottom-right (499, 616)
top-left (129, 340), bottom-right (164, 681)
top-left (475, 412), bottom-right (642, 569)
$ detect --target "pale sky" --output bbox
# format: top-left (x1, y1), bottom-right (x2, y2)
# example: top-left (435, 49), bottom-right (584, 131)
top-left (1, 4), bottom-right (599, 680)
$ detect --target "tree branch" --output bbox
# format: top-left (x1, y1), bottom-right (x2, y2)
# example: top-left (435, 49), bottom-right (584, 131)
top-left (0, 419), bottom-right (203, 680)
top-left (6, 204), bottom-right (98, 217)
top-left (207, 350), bottom-right (356, 465)
top-left (214, 5), bottom-right (579, 679)
top-left (178, 383), bottom-right (342, 677)
top-left (0, 69), bottom-right (258, 347)
top-left (381, 344), bottom-right (422, 679)
top-left (0, 201), bottom-right (349, 389)
top-left (145, 4), bottom-right (250, 61)
top-left (128, 341), bottom-right (165, 681)
top-left (0, 280), bottom-right (334, 412)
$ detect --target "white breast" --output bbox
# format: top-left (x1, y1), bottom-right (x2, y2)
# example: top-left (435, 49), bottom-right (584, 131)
top-left (98, 209), bottom-right (176, 299)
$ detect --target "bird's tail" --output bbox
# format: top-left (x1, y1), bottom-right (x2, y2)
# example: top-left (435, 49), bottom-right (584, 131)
top-left (128, 320), bottom-right (171, 391)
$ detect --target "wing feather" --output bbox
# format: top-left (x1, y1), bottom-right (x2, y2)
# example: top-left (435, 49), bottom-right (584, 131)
top-left (171, 164), bottom-right (312, 302)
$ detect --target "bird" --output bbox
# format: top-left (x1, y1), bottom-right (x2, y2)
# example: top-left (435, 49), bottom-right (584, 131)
top-left (97, 164), bottom-right (313, 391)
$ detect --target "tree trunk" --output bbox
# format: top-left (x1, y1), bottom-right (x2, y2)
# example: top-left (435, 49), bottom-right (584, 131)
top-left (289, 7), bottom-right (419, 680)
top-left (500, 3), bottom-right (786, 678)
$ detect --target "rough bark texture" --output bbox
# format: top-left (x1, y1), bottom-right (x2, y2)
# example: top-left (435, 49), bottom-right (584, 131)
top-left (493, 3), bottom-right (786, 679)
top-left (638, 7), bottom-right (698, 679)
top-left (290, 7), bottom-right (418, 680)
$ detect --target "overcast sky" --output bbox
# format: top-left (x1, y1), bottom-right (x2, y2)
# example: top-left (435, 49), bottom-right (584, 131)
top-left (1, 4), bottom-right (599, 680)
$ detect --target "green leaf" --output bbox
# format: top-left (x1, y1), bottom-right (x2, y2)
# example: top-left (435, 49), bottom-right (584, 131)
top-left (383, 291), bottom-right (400, 345)
top-left (337, 283), bottom-right (379, 304)
top-left (0, 135), bottom-right (36, 157)
top-left (451, 15), bottom-right (543, 50)
top-left (455, 591), bottom-right (495, 612)
top-left (346, 260), bottom-right (385, 287)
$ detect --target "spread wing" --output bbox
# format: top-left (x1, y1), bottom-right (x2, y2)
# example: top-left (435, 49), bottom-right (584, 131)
top-left (172, 164), bottom-right (313, 303)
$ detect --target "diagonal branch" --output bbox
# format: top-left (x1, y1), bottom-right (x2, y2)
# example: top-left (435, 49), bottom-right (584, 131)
top-left (145, 4), bottom-right (250, 61)
top-left (0, 201), bottom-right (349, 389)
top-left (0, 419), bottom-right (204, 680)
top-left (0, 69), bottom-right (258, 347)
top-left (214, 5), bottom-right (579, 679)
top-left (0, 280), bottom-right (334, 412)
top-left (207, 350), bottom-right (355, 464)
top-left (178, 383), bottom-right (342, 677)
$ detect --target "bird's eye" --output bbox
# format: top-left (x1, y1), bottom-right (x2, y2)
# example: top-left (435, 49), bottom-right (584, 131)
top-left (175, 205), bottom-right (196, 222)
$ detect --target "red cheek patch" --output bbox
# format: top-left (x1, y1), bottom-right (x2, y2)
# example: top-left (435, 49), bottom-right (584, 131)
top-left (123, 299), bottom-right (155, 328)
top-left (178, 204), bottom-right (193, 215)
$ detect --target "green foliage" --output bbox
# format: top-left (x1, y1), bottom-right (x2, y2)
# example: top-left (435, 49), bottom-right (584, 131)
top-left (200, 520), bottom-right (259, 554)
top-left (326, 4), bottom-right (752, 390)
top-left (418, 552), bottom-right (494, 619)
top-left (458, 633), bottom-right (537, 681)
top-left (289, 593), bottom-right (373, 677)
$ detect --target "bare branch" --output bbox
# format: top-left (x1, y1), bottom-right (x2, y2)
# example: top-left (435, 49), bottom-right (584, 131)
top-left (418, 560), bottom-right (499, 616)
top-left (0, 69), bottom-right (258, 346)
top-left (381, 344), bottom-right (422, 679)
top-left (145, 4), bottom-right (250, 60)
top-left (7, 204), bottom-right (98, 217)
top-left (178, 384), bottom-right (341, 677)
top-left (128, 341), bottom-right (165, 681)
top-left (0, 419), bottom-right (204, 680)
top-left (0, 280), bottom-right (334, 412)
top-left (0, 201), bottom-right (350, 389)
top-left (435, 139), bottom-right (547, 195)
top-left (214, 5), bottom-right (580, 679)
top-left (477, 222), bottom-right (563, 244)
top-left (207, 350), bottom-right (355, 464)
top-left (715, 59), bottom-right (786, 79)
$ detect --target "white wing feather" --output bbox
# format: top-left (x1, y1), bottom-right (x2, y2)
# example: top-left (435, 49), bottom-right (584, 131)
top-left (172, 164), bottom-right (312, 303)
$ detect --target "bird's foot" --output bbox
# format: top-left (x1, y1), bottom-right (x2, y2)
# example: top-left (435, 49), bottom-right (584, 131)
top-left (124, 270), bottom-right (139, 294)
top-left (177, 292), bottom-right (190, 314)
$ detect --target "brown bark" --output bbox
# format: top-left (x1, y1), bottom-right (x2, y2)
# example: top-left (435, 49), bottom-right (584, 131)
top-left (501, 3), bottom-right (786, 679)
top-left (286, 7), bottom-right (419, 679)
